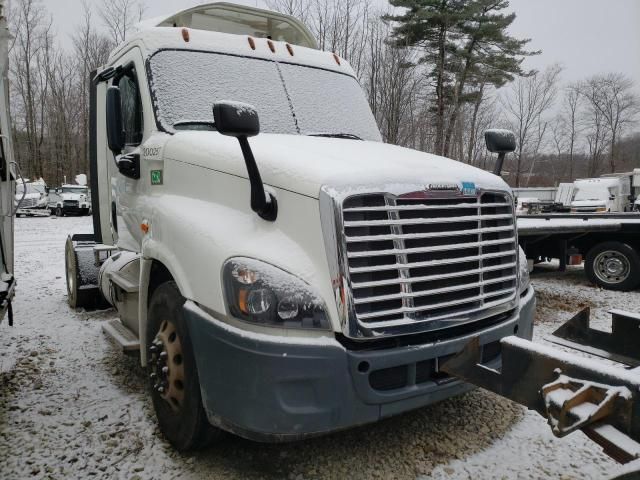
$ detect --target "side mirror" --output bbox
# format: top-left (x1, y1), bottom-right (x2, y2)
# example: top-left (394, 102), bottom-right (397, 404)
top-left (485, 129), bottom-right (516, 176)
top-left (485, 129), bottom-right (516, 154)
top-left (213, 101), bottom-right (260, 138)
top-left (106, 86), bottom-right (124, 154)
top-left (213, 101), bottom-right (276, 221)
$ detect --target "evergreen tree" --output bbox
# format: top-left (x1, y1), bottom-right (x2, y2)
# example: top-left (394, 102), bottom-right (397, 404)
top-left (385, 0), bottom-right (537, 157)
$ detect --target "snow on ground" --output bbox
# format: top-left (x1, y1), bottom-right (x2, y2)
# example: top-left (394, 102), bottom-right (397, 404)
top-left (0, 216), bottom-right (634, 479)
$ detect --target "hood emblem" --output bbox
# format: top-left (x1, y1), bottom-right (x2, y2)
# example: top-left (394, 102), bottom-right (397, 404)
top-left (427, 183), bottom-right (459, 192)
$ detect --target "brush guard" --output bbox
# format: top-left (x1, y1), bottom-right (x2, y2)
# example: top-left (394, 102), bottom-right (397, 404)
top-left (442, 308), bottom-right (640, 465)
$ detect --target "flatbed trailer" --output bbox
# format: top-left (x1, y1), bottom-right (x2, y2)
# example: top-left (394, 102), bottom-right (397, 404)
top-left (517, 213), bottom-right (640, 291)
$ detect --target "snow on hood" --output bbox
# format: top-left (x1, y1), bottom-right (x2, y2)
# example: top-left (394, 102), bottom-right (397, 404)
top-left (163, 132), bottom-right (509, 198)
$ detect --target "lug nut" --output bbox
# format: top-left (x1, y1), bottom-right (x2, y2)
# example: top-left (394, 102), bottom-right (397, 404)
top-left (162, 366), bottom-right (169, 375)
top-left (159, 351), bottom-right (168, 359)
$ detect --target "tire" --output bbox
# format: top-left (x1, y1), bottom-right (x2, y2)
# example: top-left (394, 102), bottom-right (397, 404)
top-left (146, 282), bottom-right (220, 450)
top-left (65, 236), bottom-right (94, 308)
top-left (585, 241), bottom-right (640, 291)
top-left (56, 207), bottom-right (63, 217)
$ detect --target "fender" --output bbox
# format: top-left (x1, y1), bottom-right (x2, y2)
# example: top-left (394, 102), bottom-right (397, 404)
top-left (139, 237), bottom-right (194, 366)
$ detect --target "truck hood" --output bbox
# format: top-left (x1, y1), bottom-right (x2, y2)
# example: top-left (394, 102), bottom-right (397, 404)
top-left (162, 132), bottom-right (510, 198)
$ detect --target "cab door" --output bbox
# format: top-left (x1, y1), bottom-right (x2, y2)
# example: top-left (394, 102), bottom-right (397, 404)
top-left (101, 48), bottom-right (153, 252)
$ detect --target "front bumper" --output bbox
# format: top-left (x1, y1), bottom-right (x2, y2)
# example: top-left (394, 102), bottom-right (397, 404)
top-left (186, 286), bottom-right (536, 442)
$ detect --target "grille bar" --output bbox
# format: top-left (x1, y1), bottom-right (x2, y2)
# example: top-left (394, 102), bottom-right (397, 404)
top-left (347, 237), bottom-right (516, 258)
top-left (351, 262), bottom-right (517, 289)
top-left (353, 274), bottom-right (517, 305)
top-left (346, 225), bottom-right (513, 243)
top-left (362, 296), bottom-right (517, 329)
top-left (344, 213), bottom-right (512, 228)
top-left (343, 202), bottom-right (511, 212)
top-left (357, 287), bottom-right (516, 321)
top-left (349, 250), bottom-right (516, 274)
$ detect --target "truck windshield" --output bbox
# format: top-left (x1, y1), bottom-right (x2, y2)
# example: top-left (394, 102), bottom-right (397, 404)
top-left (573, 186), bottom-right (610, 201)
top-left (62, 187), bottom-right (87, 194)
top-left (148, 50), bottom-right (382, 142)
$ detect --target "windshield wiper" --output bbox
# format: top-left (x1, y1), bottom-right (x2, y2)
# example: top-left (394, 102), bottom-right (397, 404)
top-left (307, 132), bottom-right (363, 140)
top-left (173, 120), bottom-right (216, 131)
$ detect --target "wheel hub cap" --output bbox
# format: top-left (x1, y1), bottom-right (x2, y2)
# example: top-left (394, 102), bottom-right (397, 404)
top-left (149, 320), bottom-right (185, 411)
top-left (594, 251), bottom-right (629, 284)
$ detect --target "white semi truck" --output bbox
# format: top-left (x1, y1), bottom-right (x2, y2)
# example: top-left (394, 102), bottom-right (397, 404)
top-left (65, 2), bottom-right (535, 450)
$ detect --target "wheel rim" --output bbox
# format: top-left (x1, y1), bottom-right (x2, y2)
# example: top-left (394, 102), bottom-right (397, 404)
top-left (65, 248), bottom-right (75, 297)
top-left (149, 320), bottom-right (185, 412)
top-left (594, 250), bottom-right (630, 284)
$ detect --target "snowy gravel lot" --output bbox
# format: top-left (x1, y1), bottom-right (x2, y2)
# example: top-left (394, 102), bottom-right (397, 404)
top-left (0, 216), bottom-right (635, 479)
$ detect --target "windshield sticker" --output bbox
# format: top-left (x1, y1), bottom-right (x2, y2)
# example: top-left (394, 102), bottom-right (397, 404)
top-left (150, 170), bottom-right (163, 186)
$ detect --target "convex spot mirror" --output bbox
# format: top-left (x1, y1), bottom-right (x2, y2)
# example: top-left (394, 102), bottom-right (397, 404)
top-left (485, 129), bottom-right (516, 154)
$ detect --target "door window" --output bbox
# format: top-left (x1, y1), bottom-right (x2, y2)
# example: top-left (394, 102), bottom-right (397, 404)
top-left (118, 71), bottom-right (144, 145)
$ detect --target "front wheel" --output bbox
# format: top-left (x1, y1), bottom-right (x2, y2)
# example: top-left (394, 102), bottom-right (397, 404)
top-left (585, 241), bottom-right (640, 291)
top-left (146, 282), bottom-right (220, 450)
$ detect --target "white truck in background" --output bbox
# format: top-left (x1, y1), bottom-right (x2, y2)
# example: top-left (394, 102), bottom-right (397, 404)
top-left (15, 178), bottom-right (50, 216)
top-left (515, 169), bottom-right (640, 214)
top-left (64, 2), bottom-right (535, 450)
top-left (570, 176), bottom-right (631, 213)
top-left (48, 184), bottom-right (92, 216)
top-left (0, 0), bottom-right (17, 326)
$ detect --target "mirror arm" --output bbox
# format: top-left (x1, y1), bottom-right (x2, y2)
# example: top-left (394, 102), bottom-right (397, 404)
top-left (237, 136), bottom-right (277, 221)
top-left (493, 152), bottom-right (506, 176)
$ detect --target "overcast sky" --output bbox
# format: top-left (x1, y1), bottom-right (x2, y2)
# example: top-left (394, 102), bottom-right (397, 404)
top-left (42, 0), bottom-right (640, 91)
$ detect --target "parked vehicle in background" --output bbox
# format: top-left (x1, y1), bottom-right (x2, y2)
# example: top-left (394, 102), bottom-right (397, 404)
top-left (15, 178), bottom-right (50, 216)
top-left (49, 184), bottom-right (91, 216)
top-left (570, 177), bottom-right (630, 213)
top-left (63, 2), bottom-right (535, 450)
top-left (515, 170), bottom-right (640, 215)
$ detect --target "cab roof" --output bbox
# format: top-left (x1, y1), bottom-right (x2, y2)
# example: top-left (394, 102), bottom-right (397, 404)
top-left (135, 2), bottom-right (317, 49)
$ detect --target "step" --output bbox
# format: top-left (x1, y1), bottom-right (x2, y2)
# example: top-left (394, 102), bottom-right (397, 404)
top-left (108, 270), bottom-right (139, 293)
top-left (102, 319), bottom-right (140, 353)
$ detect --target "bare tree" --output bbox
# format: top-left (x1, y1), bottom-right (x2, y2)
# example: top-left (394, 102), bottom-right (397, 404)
top-left (501, 64), bottom-right (562, 187)
top-left (363, 16), bottom-right (421, 145)
top-left (9, 0), bottom-right (53, 178)
top-left (581, 73), bottom-right (639, 173)
top-left (72, 1), bottom-right (113, 180)
top-left (561, 83), bottom-right (581, 180)
top-left (264, 0), bottom-right (310, 25)
top-left (99, 0), bottom-right (146, 45)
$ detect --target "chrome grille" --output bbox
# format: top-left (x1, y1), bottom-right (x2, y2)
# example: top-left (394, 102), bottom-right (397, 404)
top-left (20, 197), bottom-right (37, 208)
top-left (340, 191), bottom-right (518, 336)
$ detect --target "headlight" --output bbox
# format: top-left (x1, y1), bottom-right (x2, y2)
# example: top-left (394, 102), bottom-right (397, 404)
top-left (518, 246), bottom-right (530, 295)
top-left (223, 258), bottom-right (330, 330)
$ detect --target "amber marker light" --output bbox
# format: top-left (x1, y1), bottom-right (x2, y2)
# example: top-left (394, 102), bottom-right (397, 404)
top-left (238, 289), bottom-right (249, 314)
top-left (267, 39), bottom-right (276, 53)
top-left (286, 43), bottom-right (294, 56)
top-left (181, 28), bottom-right (190, 42)
top-left (248, 36), bottom-right (256, 50)
top-left (333, 53), bottom-right (341, 65)
top-left (140, 222), bottom-right (149, 234)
